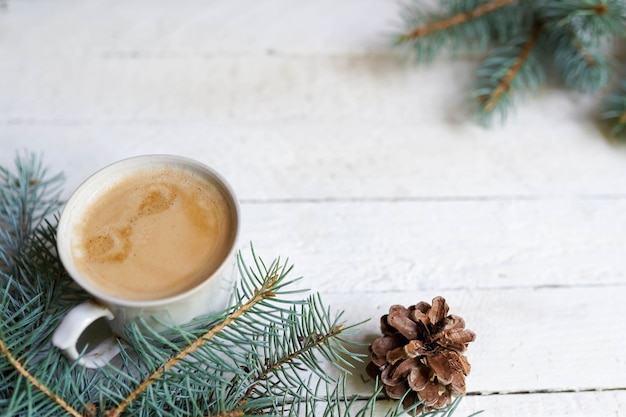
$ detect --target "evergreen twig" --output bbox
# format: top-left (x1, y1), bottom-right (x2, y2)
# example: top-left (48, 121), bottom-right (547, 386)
top-left (0, 337), bottom-right (82, 417)
top-left (398, 0), bottom-right (516, 42)
top-left (547, 26), bottom-right (610, 93)
top-left (394, 0), bottom-right (626, 134)
top-left (473, 24), bottom-right (545, 123)
top-left (236, 321), bottom-right (347, 410)
top-left (108, 272), bottom-right (282, 417)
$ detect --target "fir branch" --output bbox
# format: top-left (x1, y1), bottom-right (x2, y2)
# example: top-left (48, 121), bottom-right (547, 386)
top-left (484, 27), bottom-right (542, 112)
top-left (472, 24), bottom-right (545, 124)
top-left (0, 151), bottom-right (64, 266)
top-left (395, 0), bottom-right (532, 62)
top-left (0, 266), bottom-right (91, 416)
top-left (0, 337), bottom-right (82, 417)
top-left (106, 272), bottom-right (282, 417)
top-left (399, 0), bottom-right (517, 42)
top-left (231, 292), bottom-right (365, 414)
top-left (91, 254), bottom-right (367, 417)
top-left (393, 0), bottom-right (626, 130)
top-left (235, 321), bottom-right (346, 409)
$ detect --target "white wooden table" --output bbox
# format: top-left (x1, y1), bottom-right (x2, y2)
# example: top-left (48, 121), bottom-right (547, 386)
top-left (2, 1), bottom-right (625, 415)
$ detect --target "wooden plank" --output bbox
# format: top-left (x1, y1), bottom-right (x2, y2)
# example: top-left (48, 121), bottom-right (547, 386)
top-left (3, 126), bottom-right (626, 199)
top-left (316, 286), bottom-right (626, 395)
top-left (238, 203), bottom-right (626, 393)
top-left (363, 391), bottom-right (626, 417)
top-left (0, 152), bottom-right (623, 290)
top-left (239, 200), bottom-right (626, 290)
top-left (1, 0), bottom-right (399, 54)
top-left (0, 47), bottom-right (602, 129)
top-left (239, 204), bottom-right (626, 394)
top-left (0, 51), bottom-right (479, 123)
top-left (458, 390), bottom-right (626, 417)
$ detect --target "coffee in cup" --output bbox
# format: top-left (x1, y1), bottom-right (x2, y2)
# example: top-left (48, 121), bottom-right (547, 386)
top-left (53, 155), bottom-right (240, 368)
top-left (72, 167), bottom-right (235, 301)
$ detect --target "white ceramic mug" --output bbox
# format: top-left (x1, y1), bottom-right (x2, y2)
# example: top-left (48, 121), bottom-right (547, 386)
top-left (52, 155), bottom-right (240, 368)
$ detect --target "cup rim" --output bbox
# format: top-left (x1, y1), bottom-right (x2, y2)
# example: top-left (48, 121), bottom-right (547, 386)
top-left (57, 154), bottom-right (240, 308)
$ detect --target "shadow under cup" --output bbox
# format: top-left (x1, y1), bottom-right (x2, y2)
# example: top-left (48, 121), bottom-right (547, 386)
top-left (53, 155), bottom-right (240, 368)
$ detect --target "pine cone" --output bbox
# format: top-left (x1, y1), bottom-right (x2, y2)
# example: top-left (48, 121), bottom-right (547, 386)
top-left (366, 296), bottom-right (475, 412)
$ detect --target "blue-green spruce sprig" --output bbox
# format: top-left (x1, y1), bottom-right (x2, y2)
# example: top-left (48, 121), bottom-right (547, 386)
top-left (0, 153), bottom-right (470, 417)
top-left (0, 151), bottom-right (64, 270)
top-left (396, 0), bottom-right (626, 133)
top-left (396, 0), bottom-right (531, 62)
top-left (539, 0), bottom-right (625, 94)
top-left (471, 26), bottom-right (546, 125)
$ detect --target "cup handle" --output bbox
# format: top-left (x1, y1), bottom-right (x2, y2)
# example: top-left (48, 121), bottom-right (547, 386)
top-left (52, 300), bottom-right (121, 368)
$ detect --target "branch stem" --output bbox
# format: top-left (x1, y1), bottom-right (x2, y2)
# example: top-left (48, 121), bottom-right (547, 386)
top-left (399, 0), bottom-right (517, 41)
top-left (0, 338), bottom-right (83, 417)
top-left (207, 412), bottom-right (245, 417)
top-left (235, 325), bottom-right (345, 410)
top-left (107, 274), bottom-right (281, 417)
top-left (483, 24), bottom-right (543, 113)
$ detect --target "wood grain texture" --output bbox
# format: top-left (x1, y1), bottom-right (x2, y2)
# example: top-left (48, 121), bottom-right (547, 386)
top-left (367, 391), bottom-right (626, 417)
top-left (1, 0), bottom-right (626, 415)
top-left (319, 287), bottom-right (626, 394)
top-left (2, 127), bottom-right (626, 200)
top-left (242, 201), bottom-right (626, 290)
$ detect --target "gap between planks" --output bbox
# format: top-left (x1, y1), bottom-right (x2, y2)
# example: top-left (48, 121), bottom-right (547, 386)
top-left (239, 194), bottom-right (626, 204)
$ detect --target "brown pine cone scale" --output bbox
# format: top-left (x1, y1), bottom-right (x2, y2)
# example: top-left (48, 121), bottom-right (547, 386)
top-left (367, 296), bottom-right (475, 413)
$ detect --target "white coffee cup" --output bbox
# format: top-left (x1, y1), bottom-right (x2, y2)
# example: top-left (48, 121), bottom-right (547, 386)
top-left (52, 155), bottom-right (240, 368)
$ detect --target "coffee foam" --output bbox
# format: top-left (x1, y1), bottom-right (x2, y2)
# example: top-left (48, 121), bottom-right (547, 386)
top-left (72, 168), bottom-right (234, 301)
